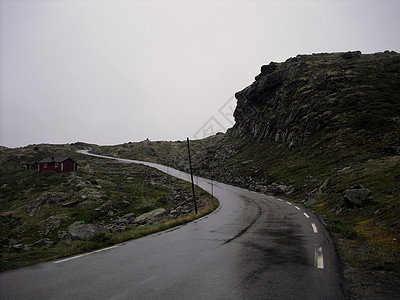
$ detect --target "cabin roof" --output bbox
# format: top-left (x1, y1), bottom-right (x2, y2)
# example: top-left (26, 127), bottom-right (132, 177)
top-left (37, 157), bottom-right (77, 164)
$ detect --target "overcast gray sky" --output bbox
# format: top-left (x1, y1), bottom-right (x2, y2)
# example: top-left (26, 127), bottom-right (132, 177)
top-left (1, 0), bottom-right (399, 148)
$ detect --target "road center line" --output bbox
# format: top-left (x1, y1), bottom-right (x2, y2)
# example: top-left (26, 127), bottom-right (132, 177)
top-left (295, 206), bottom-right (301, 210)
top-left (54, 245), bottom-right (119, 264)
top-left (277, 198), bottom-right (283, 201)
top-left (303, 212), bottom-right (310, 218)
top-left (315, 246), bottom-right (324, 269)
top-left (286, 201), bottom-right (292, 205)
top-left (311, 223), bottom-right (318, 233)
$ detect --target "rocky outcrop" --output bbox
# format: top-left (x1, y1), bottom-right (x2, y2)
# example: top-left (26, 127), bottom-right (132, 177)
top-left (231, 51), bottom-right (400, 148)
top-left (233, 56), bottom-right (333, 148)
top-left (39, 214), bottom-right (72, 236)
top-left (67, 221), bottom-right (108, 240)
top-left (27, 192), bottom-right (69, 216)
top-left (344, 185), bottom-right (371, 206)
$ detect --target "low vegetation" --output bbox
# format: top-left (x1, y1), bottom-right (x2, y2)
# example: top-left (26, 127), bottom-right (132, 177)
top-left (0, 144), bottom-right (217, 271)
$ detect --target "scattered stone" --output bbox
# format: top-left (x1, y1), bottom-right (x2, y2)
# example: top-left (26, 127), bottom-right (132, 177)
top-left (122, 212), bottom-right (136, 222)
top-left (338, 166), bottom-right (352, 175)
top-left (94, 200), bottom-right (112, 212)
top-left (78, 188), bottom-right (104, 200)
top-left (23, 244), bottom-right (32, 251)
top-left (61, 199), bottom-right (84, 207)
top-left (11, 244), bottom-right (24, 251)
top-left (0, 238), bottom-right (18, 248)
top-left (344, 185), bottom-right (371, 206)
top-left (34, 238), bottom-right (55, 247)
top-left (255, 185), bottom-right (267, 193)
top-left (306, 178), bottom-right (330, 205)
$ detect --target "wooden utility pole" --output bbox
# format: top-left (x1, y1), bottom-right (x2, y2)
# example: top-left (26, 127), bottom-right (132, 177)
top-left (306, 153), bottom-right (311, 196)
top-left (187, 137), bottom-right (198, 215)
top-left (211, 177), bottom-right (213, 198)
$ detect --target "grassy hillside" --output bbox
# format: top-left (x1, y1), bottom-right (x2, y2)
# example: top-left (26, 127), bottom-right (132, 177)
top-left (0, 144), bottom-right (217, 271)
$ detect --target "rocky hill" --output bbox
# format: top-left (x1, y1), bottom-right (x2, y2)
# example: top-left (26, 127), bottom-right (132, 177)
top-left (233, 51), bottom-right (399, 147)
top-left (93, 51), bottom-right (400, 298)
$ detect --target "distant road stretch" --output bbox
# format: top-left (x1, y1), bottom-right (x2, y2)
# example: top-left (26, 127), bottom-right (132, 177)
top-left (0, 150), bottom-right (345, 299)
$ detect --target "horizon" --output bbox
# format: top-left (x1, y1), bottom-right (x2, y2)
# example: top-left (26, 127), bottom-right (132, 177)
top-left (1, 49), bottom-right (398, 149)
top-left (1, 0), bottom-right (400, 148)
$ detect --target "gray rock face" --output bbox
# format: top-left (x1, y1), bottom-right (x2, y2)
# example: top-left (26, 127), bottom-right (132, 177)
top-left (306, 178), bottom-right (330, 205)
top-left (27, 192), bottom-right (68, 216)
top-left (231, 52), bottom-right (383, 148)
top-left (39, 214), bottom-right (71, 236)
top-left (344, 185), bottom-right (371, 206)
top-left (122, 212), bottom-right (136, 222)
top-left (67, 221), bottom-right (107, 240)
top-left (134, 208), bottom-right (166, 225)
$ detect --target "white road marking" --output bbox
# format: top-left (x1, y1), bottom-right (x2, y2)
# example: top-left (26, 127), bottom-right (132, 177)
top-left (311, 223), bottom-right (318, 233)
top-left (54, 245), bottom-right (119, 264)
top-left (277, 198), bottom-right (283, 201)
top-left (315, 246), bottom-right (324, 269)
top-left (303, 213), bottom-right (310, 218)
top-left (295, 206), bottom-right (301, 210)
top-left (286, 201), bottom-right (292, 205)
top-left (138, 276), bottom-right (157, 285)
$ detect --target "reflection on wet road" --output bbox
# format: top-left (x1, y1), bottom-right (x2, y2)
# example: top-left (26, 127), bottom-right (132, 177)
top-left (0, 151), bottom-right (345, 299)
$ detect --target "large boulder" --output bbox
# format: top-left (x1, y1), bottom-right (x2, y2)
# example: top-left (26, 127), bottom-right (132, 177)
top-left (344, 185), bottom-right (371, 206)
top-left (273, 184), bottom-right (291, 195)
top-left (134, 208), bottom-right (166, 225)
top-left (67, 221), bottom-right (107, 240)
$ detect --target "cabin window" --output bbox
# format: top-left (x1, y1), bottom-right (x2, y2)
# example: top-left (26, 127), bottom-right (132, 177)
top-left (44, 164), bottom-right (47, 168)
top-left (55, 163), bottom-right (59, 168)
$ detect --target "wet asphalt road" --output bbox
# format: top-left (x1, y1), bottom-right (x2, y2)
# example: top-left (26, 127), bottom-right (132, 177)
top-left (0, 151), bottom-right (345, 299)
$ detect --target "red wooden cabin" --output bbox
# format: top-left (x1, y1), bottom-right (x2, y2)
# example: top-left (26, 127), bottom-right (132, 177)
top-left (37, 157), bottom-right (78, 172)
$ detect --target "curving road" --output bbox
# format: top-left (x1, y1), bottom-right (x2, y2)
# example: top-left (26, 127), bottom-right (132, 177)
top-left (0, 151), bottom-right (345, 299)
